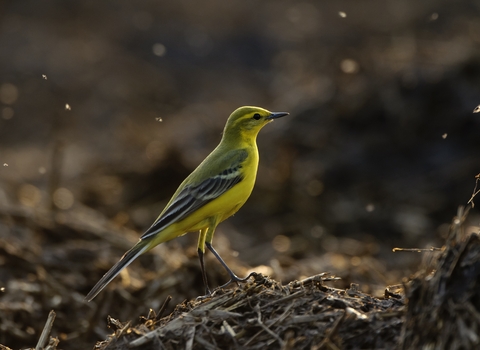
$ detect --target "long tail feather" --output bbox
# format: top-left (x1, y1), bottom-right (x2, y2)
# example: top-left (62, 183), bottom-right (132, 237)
top-left (85, 240), bottom-right (149, 302)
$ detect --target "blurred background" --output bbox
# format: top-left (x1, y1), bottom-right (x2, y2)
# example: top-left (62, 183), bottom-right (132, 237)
top-left (1, 0), bottom-right (480, 348)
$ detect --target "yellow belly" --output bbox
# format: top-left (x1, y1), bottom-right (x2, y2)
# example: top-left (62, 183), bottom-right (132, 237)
top-left (150, 156), bottom-right (258, 246)
top-left (182, 170), bottom-right (255, 231)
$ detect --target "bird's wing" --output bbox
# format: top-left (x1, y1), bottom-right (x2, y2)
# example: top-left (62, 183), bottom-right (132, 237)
top-left (141, 149), bottom-right (248, 239)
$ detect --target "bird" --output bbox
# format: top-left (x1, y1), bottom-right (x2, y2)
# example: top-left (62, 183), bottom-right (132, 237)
top-left (85, 106), bottom-right (289, 301)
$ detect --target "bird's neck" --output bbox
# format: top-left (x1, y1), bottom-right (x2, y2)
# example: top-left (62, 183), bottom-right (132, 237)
top-left (220, 130), bottom-right (258, 149)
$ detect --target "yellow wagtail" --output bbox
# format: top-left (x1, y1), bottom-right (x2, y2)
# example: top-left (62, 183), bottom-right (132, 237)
top-left (85, 106), bottom-right (288, 301)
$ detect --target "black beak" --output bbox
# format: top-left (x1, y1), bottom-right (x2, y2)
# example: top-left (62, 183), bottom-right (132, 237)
top-left (267, 112), bottom-right (289, 120)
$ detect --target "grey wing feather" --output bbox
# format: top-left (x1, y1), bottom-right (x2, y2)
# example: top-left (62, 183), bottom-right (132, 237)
top-left (141, 150), bottom-right (247, 239)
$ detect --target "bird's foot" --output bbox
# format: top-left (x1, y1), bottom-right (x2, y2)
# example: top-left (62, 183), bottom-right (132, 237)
top-left (216, 272), bottom-right (258, 290)
top-left (196, 272), bottom-right (259, 300)
top-left (196, 287), bottom-right (213, 301)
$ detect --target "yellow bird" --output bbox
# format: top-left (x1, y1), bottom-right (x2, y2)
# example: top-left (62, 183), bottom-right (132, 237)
top-left (85, 106), bottom-right (288, 301)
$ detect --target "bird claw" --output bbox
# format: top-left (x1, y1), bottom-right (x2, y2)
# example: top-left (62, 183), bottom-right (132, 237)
top-left (196, 286), bottom-right (215, 300)
top-left (196, 292), bottom-right (212, 301)
top-left (216, 271), bottom-right (257, 290)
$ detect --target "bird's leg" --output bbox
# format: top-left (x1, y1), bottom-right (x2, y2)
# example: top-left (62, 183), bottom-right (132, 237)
top-left (203, 217), bottom-right (253, 291)
top-left (197, 228), bottom-right (211, 295)
top-left (205, 242), bottom-right (254, 289)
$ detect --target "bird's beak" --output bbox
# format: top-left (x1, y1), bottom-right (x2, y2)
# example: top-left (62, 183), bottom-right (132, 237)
top-left (267, 112), bottom-right (289, 120)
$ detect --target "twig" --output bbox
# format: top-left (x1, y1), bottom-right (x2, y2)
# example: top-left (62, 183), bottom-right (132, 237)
top-left (35, 310), bottom-right (56, 350)
top-left (289, 273), bottom-right (340, 288)
top-left (156, 295), bottom-right (173, 321)
top-left (290, 312), bottom-right (343, 324)
top-left (44, 337), bottom-right (60, 350)
top-left (185, 326), bottom-right (196, 350)
top-left (131, 302), bottom-right (241, 348)
top-left (194, 335), bottom-right (217, 350)
top-left (262, 290), bottom-right (305, 309)
top-left (266, 302), bottom-right (295, 327)
top-left (467, 173), bottom-right (480, 208)
top-left (254, 304), bottom-right (284, 347)
top-left (392, 247), bottom-right (442, 252)
top-left (317, 310), bottom-right (345, 350)
top-left (130, 314), bottom-right (197, 347)
top-left (221, 320), bottom-right (236, 337)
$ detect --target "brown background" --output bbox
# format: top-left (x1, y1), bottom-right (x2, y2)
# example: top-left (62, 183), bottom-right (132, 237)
top-left (1, 0), bottom-right (480, 348)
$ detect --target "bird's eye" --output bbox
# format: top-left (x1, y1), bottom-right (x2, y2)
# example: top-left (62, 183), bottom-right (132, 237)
top-left (253, 113), bottom-right (261, 120)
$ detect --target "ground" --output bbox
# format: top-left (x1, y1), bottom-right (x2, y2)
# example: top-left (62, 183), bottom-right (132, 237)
top-left (1, 203), bottom-right (480, 349)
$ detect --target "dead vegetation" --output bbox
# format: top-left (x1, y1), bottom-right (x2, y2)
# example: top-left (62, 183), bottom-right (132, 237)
top-left (94, 273), bottom-right (403, 350)
top-left (3, 200), bottom-right (480, 349)
top-left (401, 207), bottom-right (480, 349)
top-left (0, 205), bottom-right (399, 349)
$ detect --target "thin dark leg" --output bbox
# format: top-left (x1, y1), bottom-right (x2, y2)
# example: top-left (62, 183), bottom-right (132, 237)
top-left (205, 242), bottom-right (254, 289)
top-left (197, 248), bottom-right (211, 295)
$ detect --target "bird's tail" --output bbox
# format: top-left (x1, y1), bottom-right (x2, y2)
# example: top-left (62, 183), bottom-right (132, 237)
top-left (85, 240), bottom-right (150, 302)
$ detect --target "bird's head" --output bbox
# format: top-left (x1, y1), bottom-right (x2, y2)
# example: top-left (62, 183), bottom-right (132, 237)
top-left (222, 106), bottom-right (289, 141)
